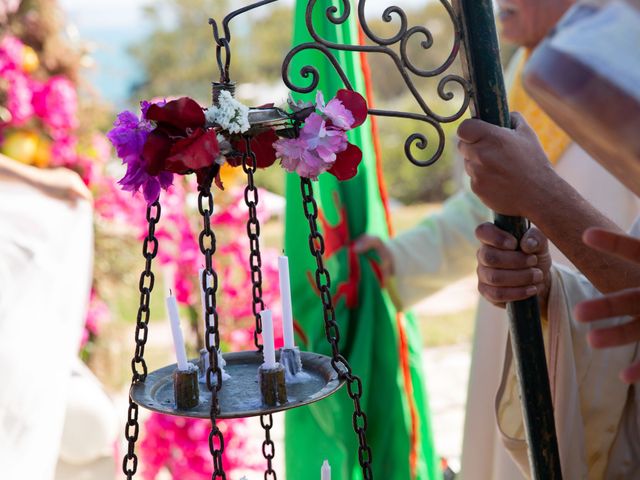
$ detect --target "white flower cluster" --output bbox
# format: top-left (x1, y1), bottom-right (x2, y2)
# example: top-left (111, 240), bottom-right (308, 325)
top-left (206, 90), bottom-right (250, 134)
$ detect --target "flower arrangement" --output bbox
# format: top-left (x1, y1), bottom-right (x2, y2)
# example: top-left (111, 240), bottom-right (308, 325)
top-left (108, 88), bottom-right (368, 204)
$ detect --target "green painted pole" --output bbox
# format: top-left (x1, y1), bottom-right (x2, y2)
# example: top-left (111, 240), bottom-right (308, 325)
top-left (456, 1), bottom-right (563, 478)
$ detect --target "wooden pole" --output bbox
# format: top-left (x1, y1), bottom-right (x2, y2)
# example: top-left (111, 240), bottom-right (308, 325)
top-left (455, 1), bottom-right (563, 478)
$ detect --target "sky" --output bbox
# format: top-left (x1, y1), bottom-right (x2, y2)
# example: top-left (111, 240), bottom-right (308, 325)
top-left (58, 0), bottom-right (433, 107)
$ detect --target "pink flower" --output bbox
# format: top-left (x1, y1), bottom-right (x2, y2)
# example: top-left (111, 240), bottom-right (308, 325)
top-left (0, 35), bottom-right (23, 74)
top-left (300, 112), bottom-right (347, 163)
top-left (4, 70), bottom-right (34, 124)
top-left (316, 90), bottom-right (354, 130)
top-left (50, 134), bottom-right (78, 167)
top-left (32, 76), bottom-right (79, 132)
top-left (80, 290), bottom-right (110, 349)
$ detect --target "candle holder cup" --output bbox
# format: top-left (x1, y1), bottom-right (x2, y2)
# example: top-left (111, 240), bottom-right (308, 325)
top-left (259, 362), bottom-right (287, 406)
top-left (173, 364), bottom-right (199, 410)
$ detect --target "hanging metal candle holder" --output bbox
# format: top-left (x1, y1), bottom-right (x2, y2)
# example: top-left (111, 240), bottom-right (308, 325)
top-left (281, 1), bottom-right (562, 479)
top-left (119, 2), bottom-right (375, 480)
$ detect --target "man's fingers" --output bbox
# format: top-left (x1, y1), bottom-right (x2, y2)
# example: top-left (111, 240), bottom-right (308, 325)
top-left (477, 246), bottom-right (537, 269)
top-left (457, 118), bottom-right (507, 145)
top-left (477, 265), bottom-right (543, 287)
top-left (583, 228), bottom-right (640, 264)
top-left (575, 288), bottom-right (640, 322)
top-left (521, 227), bottom-right (547, 255)
top-left (478, 282), bottom-right (537, 305)
top-left (353, 235), bottom-right (383, 254)
top-left (510, 111), bottom-right (534, 135)
top-left (587, 318), bottom-right (640, 349)
top-left (475, 222), bottom-right (518, 250)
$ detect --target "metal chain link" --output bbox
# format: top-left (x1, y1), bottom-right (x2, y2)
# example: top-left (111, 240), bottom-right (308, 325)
top-left (241, 136), bottom-right (278, 479)
top-left (300, 178), bottom-right (374, 479)
top-left (122, 201), bottom-right (161, 479)
top-left (198, 189), bottom-right (227, 480)
top-left (260, 414), bottom-right (277, 480)
top-left (241, 136), bottom-right (265, 352)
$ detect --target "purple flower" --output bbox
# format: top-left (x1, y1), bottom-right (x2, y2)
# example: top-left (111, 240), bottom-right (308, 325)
top-left (316, 90), bottom-right (355, 130)
top-left (108, 104), bottom-right (172, 204)
top-left (107, 110), bottom-right (152, 159)
top-left (274, 137), bottom-right (306, 172)
top-left (300, 113), bottom-right (347, 163)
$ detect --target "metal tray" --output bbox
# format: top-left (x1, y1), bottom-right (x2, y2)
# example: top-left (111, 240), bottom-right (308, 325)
top-left (130, 350), bottom-right (343, 419)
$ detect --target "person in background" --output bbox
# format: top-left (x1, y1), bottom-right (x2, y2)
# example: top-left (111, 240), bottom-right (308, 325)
top-left (0, 1), bottom-right (118, 478)
top-left (354, 0), bottom-right (638, 478)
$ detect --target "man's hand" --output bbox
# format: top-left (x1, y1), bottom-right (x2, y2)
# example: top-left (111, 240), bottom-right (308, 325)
top-left (457, 112), bottom-right (555, 218)
top-left (353, 234), bottom-right (394, 285)
top-left (574, 228), bottom-right (640, 383)
top-left (475, 223), bottom-right (552, 310)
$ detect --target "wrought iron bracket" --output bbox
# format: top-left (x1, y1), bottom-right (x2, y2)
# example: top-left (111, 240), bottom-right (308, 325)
top-left (282, 0), bottom-right (473, 166)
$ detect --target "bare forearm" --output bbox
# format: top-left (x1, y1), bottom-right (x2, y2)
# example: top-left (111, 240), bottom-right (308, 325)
top-left (523, 173), bottom-right (640, 293)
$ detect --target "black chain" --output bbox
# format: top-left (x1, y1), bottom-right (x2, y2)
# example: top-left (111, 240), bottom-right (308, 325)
top-left (241, 137), bottom-right (265, 352)
top-left (198, 189), bottom-right (226, 480)
top-left (300, 178), bottom-right (374, 479)
top-left (260, 414), bottom-right (277, 480)
top-left (241, 136), bottom-right (278, 479)
top-left (122, 201), bottom-right (161, 479)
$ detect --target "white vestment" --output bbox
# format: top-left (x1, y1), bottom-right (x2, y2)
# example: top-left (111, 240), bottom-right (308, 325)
top-left (0, 179), bottom-right (94, 479)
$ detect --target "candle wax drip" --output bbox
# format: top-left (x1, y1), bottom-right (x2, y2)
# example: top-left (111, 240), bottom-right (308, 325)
top-left (280, 347), bottom-right (310, 383)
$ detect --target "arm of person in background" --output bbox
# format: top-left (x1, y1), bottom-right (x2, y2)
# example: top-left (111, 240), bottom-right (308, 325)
top-left (574, 227), bottom-right (640, 383)
top-left (353, 188), bottom-right (492, 310)
top-left (457, 112), bottom-right (640, 294)
top-left (0, 153), bottom-right (92, 203)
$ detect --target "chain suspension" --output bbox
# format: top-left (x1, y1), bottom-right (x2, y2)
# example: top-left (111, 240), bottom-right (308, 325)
top-left (241, 136), bottom-right (278, 479)
top-left (122, 201), bottom-right (161, 479)
top-left (242, 137), bottom-right (266, 351)
top-left (198, 189), bottom-right (227, 480)
top-left (300, 178), bottom-right (374, 479)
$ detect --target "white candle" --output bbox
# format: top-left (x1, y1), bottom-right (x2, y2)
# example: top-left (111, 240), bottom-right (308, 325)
top-left (261, 309), bottom-right (277, 369)
top-left (321, 459), bottom-right (331, 480)
top-left (199, 268), bottom-right (215, 348)
top-left (278, 255), bottom-right (295, 349)
top-left (166, 293), bottom-right (189, 371)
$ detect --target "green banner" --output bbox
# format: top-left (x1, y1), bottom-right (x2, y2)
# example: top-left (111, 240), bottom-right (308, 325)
top-left (283, 2), bottom-right (439, 479)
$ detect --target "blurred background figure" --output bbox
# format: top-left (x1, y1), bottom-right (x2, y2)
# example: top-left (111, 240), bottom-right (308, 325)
top-left (0, 1), bottom-right (118, 478)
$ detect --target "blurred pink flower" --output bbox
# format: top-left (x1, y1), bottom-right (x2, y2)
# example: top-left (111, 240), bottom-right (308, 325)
top-left (32, 76), bottom-right (79, 132)
top-left (0, 34), bottom-right (23, 74)
top-left (80, 289), bottom-right (110, 349)
top-left (4, 70), bottom-right (34, 124)
top-left (140, 414), bottom-right (261, 479)
top-left (50, 134), bottom-right (78, 167)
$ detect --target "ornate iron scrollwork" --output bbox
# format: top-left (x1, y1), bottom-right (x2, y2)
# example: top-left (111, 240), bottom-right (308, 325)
top-left (282, 0), bottom-right (473, 167)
